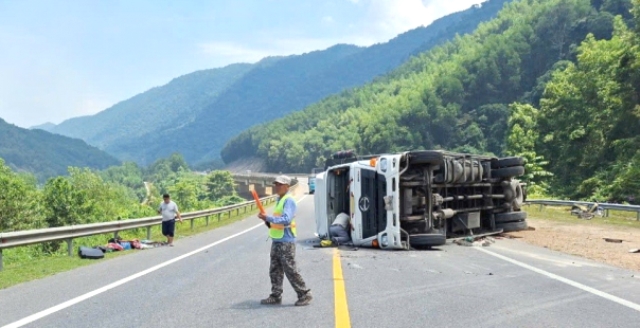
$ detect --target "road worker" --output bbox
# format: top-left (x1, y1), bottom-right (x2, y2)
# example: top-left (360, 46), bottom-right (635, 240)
top-left (329, 212), bottom-right (351, 245)
top-left (257, 175), bottom-right (313, 306)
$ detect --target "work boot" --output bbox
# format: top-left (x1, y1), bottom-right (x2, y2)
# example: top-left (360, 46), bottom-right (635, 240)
top-left (260, 295), bottom-right (282, 305)
top-left (295, 292), bottom-right (313, 306)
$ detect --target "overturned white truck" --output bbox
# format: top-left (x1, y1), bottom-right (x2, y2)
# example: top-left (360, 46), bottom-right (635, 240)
top-left (314, 150), bottom-right (527, 250)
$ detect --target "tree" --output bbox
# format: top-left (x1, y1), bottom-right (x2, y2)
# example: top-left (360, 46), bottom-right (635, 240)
top-left (205, 170), bottom-right (237, 201)
top-left (506, 103), bottom-right (553, 196)
top-left (0, 158), bottom-right (43, 232)
top-left (43, 177), bottom-right (93, 228)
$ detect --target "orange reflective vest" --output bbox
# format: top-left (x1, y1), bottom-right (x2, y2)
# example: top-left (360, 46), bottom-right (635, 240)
top-left (269, 193), bottom-right (297, 239)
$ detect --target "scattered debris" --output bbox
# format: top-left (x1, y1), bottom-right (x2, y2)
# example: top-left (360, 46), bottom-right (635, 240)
top-left (629, 248), bottom-right (640, 253)
top-left (454, 236), bottom-right (494, 247)
top-left (570, 203), bottom-right (603, 220)
top-left (603, 238), bottom-right (623, 243)
top-left (495, 233), bottom-right (521, 239)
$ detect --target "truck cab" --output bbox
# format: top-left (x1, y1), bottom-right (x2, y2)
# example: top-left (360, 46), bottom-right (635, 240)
top-left (314, 150), bottom-right (527, 250)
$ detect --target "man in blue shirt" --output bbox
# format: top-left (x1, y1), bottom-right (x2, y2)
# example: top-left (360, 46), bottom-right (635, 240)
top-left (258, 175), bottom-right (312, 306)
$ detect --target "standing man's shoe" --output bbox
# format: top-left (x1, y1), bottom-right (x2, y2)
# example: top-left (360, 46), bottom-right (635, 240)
top-left (260, 295), bottom-right (282, 305)
top-left (295, 292), bottom-right (313, 306)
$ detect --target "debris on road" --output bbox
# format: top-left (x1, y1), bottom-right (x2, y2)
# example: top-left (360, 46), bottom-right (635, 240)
top-left (453, 236), bottom-right (495, 247)
top-left (603, 237), bottom-right (623, 243)
top-left (629, 248), bottom-right (640, 253)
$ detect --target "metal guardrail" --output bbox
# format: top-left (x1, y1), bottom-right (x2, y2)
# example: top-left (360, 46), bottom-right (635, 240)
top-left (0, 175), bottom-right (298, 271)
top-left (232, 174), bottom-right (300, 187)
top-left (525, 199), bottom-right (640, 220)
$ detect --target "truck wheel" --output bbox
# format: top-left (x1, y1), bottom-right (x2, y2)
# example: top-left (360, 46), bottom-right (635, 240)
top-left (408, 151), bottom-right (444, 166)
top-left (409, 233), bottom-right (446, 248)
top-left (491, 157), bottom-right (525, 169)
top-left (511, 181), bottom-right (524, 210)
top-left (494, 211), bottom-right (527, 224)
top-left (496, 220), bottom-right (527, 232)
top-left (492, 166), bottom-right (525, 179)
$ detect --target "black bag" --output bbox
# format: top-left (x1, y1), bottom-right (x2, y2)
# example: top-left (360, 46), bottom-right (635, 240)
top-left (78, 246), bottom-right (105, 259)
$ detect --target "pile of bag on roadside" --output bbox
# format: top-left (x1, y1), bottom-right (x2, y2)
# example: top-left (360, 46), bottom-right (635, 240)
top-left (78, 237), bottom-right (168, 259)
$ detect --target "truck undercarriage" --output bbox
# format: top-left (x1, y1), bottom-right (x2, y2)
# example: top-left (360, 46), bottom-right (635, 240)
top-left (398, 150), bottom-right (526, 248)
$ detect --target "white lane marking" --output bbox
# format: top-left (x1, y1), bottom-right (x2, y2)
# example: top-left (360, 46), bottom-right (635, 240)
top-left (2, 196), bottom-right (308, 328)
top-left (475, 247), bottom-right (640, 312)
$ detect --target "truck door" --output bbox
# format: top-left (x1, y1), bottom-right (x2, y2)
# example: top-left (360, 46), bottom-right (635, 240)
top-left (359, 168), bottom-right (387, 239)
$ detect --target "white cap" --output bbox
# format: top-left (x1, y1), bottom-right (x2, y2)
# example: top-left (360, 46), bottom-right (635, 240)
top-left (273, 175), bottom-right (292, 185)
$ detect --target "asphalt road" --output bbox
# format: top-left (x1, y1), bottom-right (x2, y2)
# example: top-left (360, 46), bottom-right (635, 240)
top-left (1, 180), bottom-right (640, 328)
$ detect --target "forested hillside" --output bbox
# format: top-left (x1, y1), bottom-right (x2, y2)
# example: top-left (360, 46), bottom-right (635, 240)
top-left (222, 0), bottom-right (637, 202)
top-left (0, 118), bottom-right (121, 181)
top-left (47, 0), bottom-right (511, 166)
top-left (529, 0), bottom-right (640, 201)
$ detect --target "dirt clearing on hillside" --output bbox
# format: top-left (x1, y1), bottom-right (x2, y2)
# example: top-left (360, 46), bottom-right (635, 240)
top-left (504, 210), bottom-right (640, 272)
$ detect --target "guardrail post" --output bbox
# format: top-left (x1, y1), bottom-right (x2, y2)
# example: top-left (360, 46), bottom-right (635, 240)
top-left (206, 216), bottom-right (210, 226)
top-left (217, 213), bottom-right (221, 222)
top-left (538, 204), bottom-right (543, 211)
top-left (228, 211), bottom-right (231, 219)
top-left (147, 227), bottom-right (151, 240)
top-left (190, 219), bottom-right (194, 231)
top-left (66, 238), bottom-right (73, 257)
top-left (605, 209), bottom-right (610, 218)
top-left (0, 249), bottom-right (3, 271)
top-left (637, 211), bottom-right (639, 221)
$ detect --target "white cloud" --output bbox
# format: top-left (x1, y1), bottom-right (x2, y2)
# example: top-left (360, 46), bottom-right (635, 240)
top-left (198, 35), bottom-right (370, 66)
top-left (349, 0), bottom-right (483, 44)
top-left (198, 42), bottom-right (272, 63)
top-left (198, 1), bottom-right (483, 70)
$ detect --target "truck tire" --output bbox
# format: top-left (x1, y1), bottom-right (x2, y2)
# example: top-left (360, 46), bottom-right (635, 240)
top-left (491, 157), bottom-right (525, 169)
top-left (409, 233), bottom-right (446, 248)
top-left (408, 151), bottom-right (444, 166)
top-left (492, 166), bottom-right (525, 179)
top-left (511, 181), bottom-right (524, 210)
top-left (496, 220), bottom-right (528, 232)
top-left (494, 211), bottom-right (527, 224)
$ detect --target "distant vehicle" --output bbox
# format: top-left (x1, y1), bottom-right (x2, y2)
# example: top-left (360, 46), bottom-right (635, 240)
top-left (314, 149), bottom-right (527, 250)
top-left (308, 167), bottom-right (324, 194)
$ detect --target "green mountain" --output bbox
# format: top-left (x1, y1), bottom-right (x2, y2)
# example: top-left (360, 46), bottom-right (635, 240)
top-left (48, 63), bottom-right (255, 150)
top-left (47, 0), bottom-right (512, 166)
top-left (107, 43), bottom-right (364, 164)
top-left (0, 118), bottom-right (121, 182)
top-left (221, 0), bottom-right (636, 201)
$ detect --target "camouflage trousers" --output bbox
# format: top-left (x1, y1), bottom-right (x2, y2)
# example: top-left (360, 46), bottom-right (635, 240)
top-left (269, 242), bottom-right (310, 298)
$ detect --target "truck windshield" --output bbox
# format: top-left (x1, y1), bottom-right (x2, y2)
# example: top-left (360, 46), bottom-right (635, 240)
top-left (359, 169), bottom-right (387, 239)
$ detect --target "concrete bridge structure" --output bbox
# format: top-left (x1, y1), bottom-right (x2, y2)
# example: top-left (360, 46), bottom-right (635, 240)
top-left (231, 173), bottom-right (300, 199)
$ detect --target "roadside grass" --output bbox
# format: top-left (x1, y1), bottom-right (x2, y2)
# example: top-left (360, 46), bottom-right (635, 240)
top-left (524, 204), bottom-right (640, 229)
top-left (0, 204), bottom-right (272, 290)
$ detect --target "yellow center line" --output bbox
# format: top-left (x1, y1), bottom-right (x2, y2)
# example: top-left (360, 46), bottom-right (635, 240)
top-left (333, 247), bottom-right (351, 328)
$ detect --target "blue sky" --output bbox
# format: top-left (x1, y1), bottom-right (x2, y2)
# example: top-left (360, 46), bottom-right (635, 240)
top-left (0, 0), bottom-right (482, 129)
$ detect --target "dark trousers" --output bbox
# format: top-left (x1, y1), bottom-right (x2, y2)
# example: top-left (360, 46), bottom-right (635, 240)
top-left (269, 242), bottom-right (310, 298)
